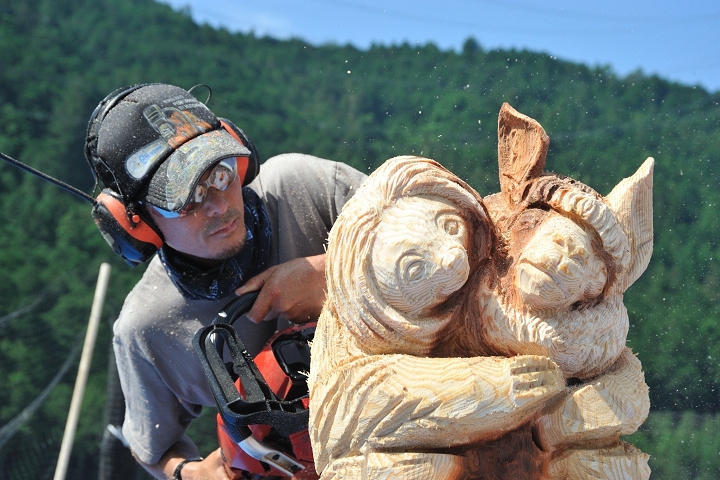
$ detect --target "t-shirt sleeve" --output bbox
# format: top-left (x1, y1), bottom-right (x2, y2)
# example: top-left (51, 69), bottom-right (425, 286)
top-left (114, 328), bottom-right (200, 464)
top-left (331, 158), bottom-right (369, 212)
top-left (250, 154), bottom-right (367, 264)
top-left (112, 259), bottom-right (209, 465)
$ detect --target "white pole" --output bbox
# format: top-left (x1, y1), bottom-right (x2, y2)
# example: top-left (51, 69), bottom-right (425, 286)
top-left (53, 262), bottom-right (112, 480)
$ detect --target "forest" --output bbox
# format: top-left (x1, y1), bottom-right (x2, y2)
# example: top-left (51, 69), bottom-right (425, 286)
top-left (0, 0), bottom-right (718, 478)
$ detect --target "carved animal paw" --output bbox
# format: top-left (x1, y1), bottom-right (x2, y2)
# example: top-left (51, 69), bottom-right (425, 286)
top-left (505, 355), bottom-right (565, 408)
top-left (534, 348), bottom-right (650, 452)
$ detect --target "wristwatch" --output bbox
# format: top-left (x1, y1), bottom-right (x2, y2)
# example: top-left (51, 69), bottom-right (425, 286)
top-left (173, 456), bottom-right (203, 480)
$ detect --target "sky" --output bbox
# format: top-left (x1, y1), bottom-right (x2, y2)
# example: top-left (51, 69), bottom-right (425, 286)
top-left (156, 0), bottom-right (720, 93)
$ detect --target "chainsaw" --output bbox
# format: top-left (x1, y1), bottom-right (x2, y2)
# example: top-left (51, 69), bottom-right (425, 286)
top-left (193, 292), bottom-right (318, 479)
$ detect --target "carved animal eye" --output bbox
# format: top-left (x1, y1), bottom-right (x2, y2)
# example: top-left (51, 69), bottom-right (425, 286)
top-left (403, 259), bottom-right (427, 283)
top-left (438, 213), bottom-right (464, 237)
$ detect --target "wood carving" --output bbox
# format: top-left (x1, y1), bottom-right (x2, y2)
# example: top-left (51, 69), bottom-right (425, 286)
top-left (309, 103), bottom-right (653, 479)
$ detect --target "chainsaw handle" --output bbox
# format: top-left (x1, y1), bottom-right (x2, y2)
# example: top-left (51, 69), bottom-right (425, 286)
top-left (214, 291), bottom-right (260, 326)
top-left (193, 297), bottom-right (310, 441)
top-left (194, 323), bottom-right (274, 443)
top-left (193, 325), bottom-right (251, 444)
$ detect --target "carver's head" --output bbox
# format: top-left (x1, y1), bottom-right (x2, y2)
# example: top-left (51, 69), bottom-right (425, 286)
top-left (84, 83), bottom-right (260, 265)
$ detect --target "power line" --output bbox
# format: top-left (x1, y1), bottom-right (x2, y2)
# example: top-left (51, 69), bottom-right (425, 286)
top-left (303, 0), bottom-right (634, 35)
top-left (308, 0), bottom-right (720, 33)
top-left (471, 0), bottom-right (720, 23)
top-left (163, 0), bottom-right (720, 38)
top-left (0, 333), bottom-right (83, 452)
top-left (0, 296), bottom-right (45, 329)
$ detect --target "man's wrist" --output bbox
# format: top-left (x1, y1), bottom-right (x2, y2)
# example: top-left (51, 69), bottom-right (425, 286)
top-left (172, 456), bottom-right (203, 480)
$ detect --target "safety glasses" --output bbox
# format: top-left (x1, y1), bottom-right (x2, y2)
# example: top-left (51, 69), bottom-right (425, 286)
top-left (151, 157), bottom-right (238, 218)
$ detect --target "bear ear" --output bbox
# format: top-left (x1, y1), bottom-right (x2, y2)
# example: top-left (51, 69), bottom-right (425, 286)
top-left (605, 157), bottom-right (654, 292)
top-left (497, 103), bottom-right (550, 205)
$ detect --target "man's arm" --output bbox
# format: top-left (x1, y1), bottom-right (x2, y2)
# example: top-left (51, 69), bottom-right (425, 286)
top-left (235, 253), bottom-right (326, 324)
top-left (236, 156), bottom-right (366, 324)
top-left (112, 272), bottom-right (230, 476)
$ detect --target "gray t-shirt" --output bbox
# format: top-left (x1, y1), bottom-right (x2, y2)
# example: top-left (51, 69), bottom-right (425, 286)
top-left (113, 153), bottom-right (366, 464)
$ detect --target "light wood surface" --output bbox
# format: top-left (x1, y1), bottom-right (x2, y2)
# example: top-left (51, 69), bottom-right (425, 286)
top-left (309, 103), bottom-right (652, 479)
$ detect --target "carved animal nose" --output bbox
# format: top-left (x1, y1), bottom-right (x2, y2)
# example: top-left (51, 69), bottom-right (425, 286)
top-left (437, 247), bottom-right (470, 297)
top-left (441, 247), bottom-right (468, 273)
top-left (559, 257), bottom-right (583, 279)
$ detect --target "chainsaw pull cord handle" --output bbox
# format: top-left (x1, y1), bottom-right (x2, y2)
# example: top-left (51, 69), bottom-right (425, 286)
top-left (203, 325), bottom-right (276, 410)
top-left (215, 291), bottom-right (282, 410)
top-left (194, 292), bottom-right (309, 431)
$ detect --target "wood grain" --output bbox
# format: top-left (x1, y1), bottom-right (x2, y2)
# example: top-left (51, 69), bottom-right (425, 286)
top-left (309, 104), bottom-right (652, 479)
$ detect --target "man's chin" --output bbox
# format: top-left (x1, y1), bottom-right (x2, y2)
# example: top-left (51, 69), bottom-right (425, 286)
top-left (213, 237), bottom-right (246, 262)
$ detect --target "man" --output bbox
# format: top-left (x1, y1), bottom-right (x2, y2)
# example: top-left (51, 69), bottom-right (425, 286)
top-left (85, 83), bottom-right (367, 479)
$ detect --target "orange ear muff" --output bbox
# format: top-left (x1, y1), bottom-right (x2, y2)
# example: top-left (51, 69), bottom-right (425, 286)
top-left (92, 189), bottom-right (163, 266)
top-left (219, 119), bottom-right (260, 186)
top-left (97, 191), bottom-right (163, 247)
top-left (219, 120), bottom-right (250, 183)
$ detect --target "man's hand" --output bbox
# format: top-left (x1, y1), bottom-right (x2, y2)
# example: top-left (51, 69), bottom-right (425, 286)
top-left (174, 448), bottom-right (230, 480)
top-left (137, 439), bottom-right (229, 480)
top-left (235, 254), bottom-right (326, 324)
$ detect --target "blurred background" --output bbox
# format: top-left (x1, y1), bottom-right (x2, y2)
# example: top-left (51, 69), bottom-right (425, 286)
top-left (0, 0), bottom-right (718, 478)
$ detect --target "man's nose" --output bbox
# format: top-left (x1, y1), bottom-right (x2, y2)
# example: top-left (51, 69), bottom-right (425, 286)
top-left (201, 187), bottom-right (229, 216)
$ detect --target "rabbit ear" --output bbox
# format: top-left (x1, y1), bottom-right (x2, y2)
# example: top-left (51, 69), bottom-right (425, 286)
top-left (605, 157), bottom-right (655, 292)
top-left (497, 103), bottom-right (550, 205)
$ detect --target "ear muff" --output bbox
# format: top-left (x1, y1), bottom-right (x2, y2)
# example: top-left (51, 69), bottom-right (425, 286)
top-left (84, 84), bottom-right (166, 266)
top-left (219, 118), bottom-right (260, 186)
top-left (92, 189), bottom-right (164, 267)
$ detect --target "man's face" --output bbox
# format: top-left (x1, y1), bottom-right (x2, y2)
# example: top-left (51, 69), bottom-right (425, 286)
top-left (150, 176), bottom-right (247, 265)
